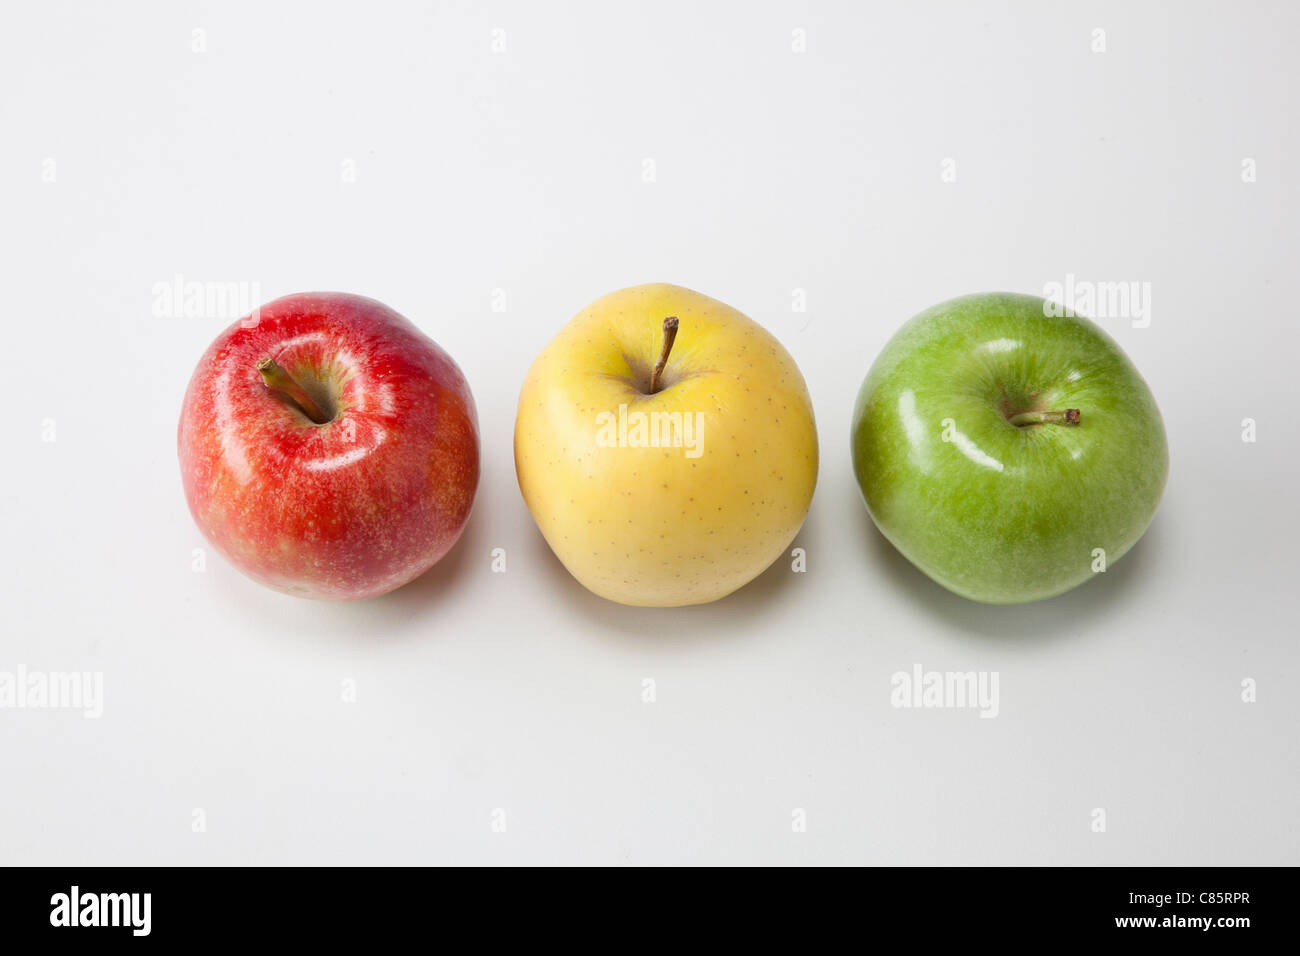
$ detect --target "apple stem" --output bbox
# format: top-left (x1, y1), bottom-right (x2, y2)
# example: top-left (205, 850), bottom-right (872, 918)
top-left (256, 358), bottom-right (331, 424)
top-left (648, 316), bottom-right (679, 394)
top-left (1008, 409), bottom-right (1081, 427)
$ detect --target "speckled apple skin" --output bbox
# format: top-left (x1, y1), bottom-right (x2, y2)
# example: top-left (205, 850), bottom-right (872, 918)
top-left (178, 292), bottom-right (479, 601)
top-left (851, 292), bottom-right (1168, 605)
top-left (514, 283), bottom-right (818, 607)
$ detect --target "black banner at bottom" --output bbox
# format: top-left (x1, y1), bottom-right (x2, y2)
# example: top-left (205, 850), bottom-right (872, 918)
top-left (0, 866), bottom-right (1281, 942)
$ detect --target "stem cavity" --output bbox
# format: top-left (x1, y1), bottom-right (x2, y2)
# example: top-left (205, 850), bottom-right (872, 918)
top-left (257, 357), bottom-right (331, 424)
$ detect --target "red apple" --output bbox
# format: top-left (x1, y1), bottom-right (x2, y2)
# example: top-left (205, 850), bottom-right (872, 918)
top-left (178, 292), bottom-right (479, 600)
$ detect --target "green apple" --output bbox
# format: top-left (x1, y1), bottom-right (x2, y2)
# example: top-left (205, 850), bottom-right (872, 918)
top-left (515, 283), bottom-right (819, 606)
top-left (851, 292), bottom-right (1168, 604)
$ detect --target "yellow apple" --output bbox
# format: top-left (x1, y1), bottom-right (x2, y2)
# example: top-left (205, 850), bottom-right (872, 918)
top-left (514, 283), bottom-right (818, 606)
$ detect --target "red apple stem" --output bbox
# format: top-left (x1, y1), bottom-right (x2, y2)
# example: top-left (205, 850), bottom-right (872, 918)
top-left (256, 357), bottom-right (331, 424)
top-left (1009, 409), bottom-right (1081, 427)
top-left (648, 316), bottom-right (679, 394)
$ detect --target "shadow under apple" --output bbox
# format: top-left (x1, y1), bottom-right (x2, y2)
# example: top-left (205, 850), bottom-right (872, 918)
top-left (370, 505), bottom-right (487, 618)
top-left (212, 505), bottom-right (486, 648)
top-left (524, 514), bottom-right (815, 647)
top-left (849, 482), bottom-right (1160, 643)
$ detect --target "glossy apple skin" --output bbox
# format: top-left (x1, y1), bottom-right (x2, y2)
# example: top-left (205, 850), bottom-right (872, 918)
top-left (851, 292), bottom-right (1168, 604)
top-left (178, 292), bottom-right (479, 601)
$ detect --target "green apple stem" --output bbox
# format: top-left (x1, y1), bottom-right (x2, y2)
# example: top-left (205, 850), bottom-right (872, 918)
top-left (1008, 408), bottom-right (1081, 427)
top-left (256, 357), bottom-right (330, 424)
top-left (648, 316), bottom-right (679, 394)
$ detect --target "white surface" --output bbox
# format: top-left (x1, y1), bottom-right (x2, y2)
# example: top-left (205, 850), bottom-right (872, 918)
top-left (1, 0), bottom-right (1296, 865)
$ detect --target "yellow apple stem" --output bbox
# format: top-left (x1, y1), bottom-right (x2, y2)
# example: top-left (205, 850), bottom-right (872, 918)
top-left (648, 316), bottom-right (679, 394)
top-left (1008, 409), bottom-right (1081, 427)
top-left (256, 357), bottom-right (331, 424)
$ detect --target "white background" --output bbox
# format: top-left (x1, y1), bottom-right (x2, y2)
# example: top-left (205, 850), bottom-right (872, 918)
top-left (2, 0), bottom-right (1297, 865)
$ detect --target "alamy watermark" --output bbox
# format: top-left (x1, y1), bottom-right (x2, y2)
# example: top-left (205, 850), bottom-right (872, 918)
top-left (595, 404), bottom-right (704, 459)
top-left (0, 665), bottom-right (103, 718)
top-left (151, 273), bottom-right (262, 324)
top-left (890, 664), bottom-right (999, 718)
top-left (1042, 273), bottom-right (1151, 328)
top-left (50, 886), bottom-right (150, 936)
